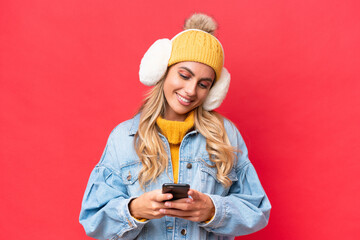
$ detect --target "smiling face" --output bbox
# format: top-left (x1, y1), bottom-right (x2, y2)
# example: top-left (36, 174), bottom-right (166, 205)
top-left (163, 61), bottom-right (215, 121)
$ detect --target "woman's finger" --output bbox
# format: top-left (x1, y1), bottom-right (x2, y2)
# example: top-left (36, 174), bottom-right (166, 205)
top-left (155, 193), bottom-right (173, 202)
top-left (159, 208), bottom-right (194, 217)
top-left (163, 200), bottom-right (192, 210)
top-left (162, 209), bottom-right (204, 222)
top-left (148, 189), bottom-right (173, 202)
top-left (188, 189), bottom-right (202, 201)
top-left (165, 215), bottom-right (203, 222)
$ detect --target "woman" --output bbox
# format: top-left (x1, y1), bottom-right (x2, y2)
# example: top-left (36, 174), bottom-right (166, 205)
top-left (79, 13), bottom-right (271, 240)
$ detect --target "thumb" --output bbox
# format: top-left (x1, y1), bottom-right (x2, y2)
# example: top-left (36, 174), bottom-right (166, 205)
top-left (188, 189), bottom-right (202, 201)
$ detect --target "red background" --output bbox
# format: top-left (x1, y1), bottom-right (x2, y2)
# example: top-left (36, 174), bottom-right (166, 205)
top-left (1, 0), bottom-right (359, 239)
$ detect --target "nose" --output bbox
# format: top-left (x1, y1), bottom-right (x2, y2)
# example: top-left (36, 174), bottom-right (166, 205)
top-left (184, 80), bottom-right (197, 97)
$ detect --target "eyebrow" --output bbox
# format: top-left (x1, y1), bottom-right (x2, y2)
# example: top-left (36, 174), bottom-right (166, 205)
top-left (179, 66), bottom-right (214, 82)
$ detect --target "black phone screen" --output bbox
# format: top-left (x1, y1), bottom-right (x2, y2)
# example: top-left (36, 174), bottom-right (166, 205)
top-left (162, 183), bottom-right (190, 200)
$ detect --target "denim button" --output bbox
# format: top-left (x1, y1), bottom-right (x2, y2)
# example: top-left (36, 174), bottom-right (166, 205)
top-left (181, 229), bottom-right (187, 235)
top-left (167, 226), bottom-right (173, 230)
top-left (127, 172), bottom-right (132, 181)
top-left (186, 163), bottom-right (192, 169)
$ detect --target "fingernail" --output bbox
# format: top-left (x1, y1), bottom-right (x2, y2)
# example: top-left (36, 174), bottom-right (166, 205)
top-left (168, 194), bottom-right (172, 199)
top-left (160, 209), bottom-right (165, 214)
top-left (165, 202), bottom-right (171, 207)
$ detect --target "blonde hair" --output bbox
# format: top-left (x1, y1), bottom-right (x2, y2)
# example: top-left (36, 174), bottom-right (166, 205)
top-left (134, 76), bottom-right (235, 189)
top-left (135, 13), bottom-right (234, 189)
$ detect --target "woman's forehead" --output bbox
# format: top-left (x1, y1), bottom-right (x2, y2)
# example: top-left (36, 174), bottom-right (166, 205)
top-left (172, 61), bottom-right (215, 77)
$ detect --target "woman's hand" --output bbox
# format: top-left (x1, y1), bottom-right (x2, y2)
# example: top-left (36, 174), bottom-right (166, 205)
top-left (129, 189), bottom-right (173, 220)
top-left (160, 189), bottom-right (215, 222)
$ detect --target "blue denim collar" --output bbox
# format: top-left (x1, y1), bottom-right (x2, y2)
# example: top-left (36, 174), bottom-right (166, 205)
top-left (128, 114), bottom-right (140, 136)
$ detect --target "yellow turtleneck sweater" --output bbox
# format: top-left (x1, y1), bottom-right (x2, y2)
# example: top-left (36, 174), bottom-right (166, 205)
top-left (132, 111), bottom-right (213, 223)
top-left (156, 112), bottom-right (194, 183)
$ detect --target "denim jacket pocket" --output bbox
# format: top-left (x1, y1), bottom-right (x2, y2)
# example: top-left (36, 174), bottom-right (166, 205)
top-left (227, 169), bottom-right (238, 182)
top-left (198, 157), bottom-right (238, 196)
top-left (119, 161), bottom-right (143, 196)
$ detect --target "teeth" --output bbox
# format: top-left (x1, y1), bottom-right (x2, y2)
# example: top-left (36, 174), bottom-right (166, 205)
top-left (177, 94), bottom-right (190, 103)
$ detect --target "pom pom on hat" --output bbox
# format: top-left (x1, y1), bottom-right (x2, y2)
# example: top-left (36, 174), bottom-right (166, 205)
top-left (183, 13), bottom-right (218, 35)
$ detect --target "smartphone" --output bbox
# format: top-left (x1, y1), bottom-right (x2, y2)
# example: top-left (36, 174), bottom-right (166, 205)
top-left (162, 183), bottom-right (190, 200)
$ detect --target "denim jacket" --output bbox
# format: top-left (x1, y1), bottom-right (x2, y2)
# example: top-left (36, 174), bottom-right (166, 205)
top-left (79, 114), bottom-right (271, 240)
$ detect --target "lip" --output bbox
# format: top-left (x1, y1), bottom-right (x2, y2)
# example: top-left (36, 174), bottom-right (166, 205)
top-left (176, 93), bottom-right (192, 106)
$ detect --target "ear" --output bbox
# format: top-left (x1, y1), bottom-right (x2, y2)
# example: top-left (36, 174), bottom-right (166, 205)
top-left (139, 39), bottom-right (172, 86)
top-left (202, 67), bottom-right (231, 111)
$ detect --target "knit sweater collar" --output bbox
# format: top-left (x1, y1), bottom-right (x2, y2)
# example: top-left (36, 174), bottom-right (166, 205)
top-left (156, 111), bottom-right (195, 145)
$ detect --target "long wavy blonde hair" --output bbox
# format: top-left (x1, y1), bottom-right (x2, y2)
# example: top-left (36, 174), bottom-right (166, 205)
top-left (134, 75), bottom-right (236, 189)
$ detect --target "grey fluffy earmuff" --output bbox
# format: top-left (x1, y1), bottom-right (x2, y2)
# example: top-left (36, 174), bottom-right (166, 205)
top-left (139, 37), bottom-right (230, 111)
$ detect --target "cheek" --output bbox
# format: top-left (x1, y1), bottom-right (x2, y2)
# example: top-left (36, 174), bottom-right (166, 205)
top-left (163, 80), bottom-right (178, 101)
top-left (198, 90), bottom-right (210, 102)
top-left (164, 76), bottom-right (182, 91)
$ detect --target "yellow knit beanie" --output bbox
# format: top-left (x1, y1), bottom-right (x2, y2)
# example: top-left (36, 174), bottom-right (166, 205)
top-left (168, 29), bottom-right (224, 80)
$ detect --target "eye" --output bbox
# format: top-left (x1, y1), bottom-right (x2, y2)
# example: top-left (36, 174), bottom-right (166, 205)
top-left (198, 82), bottom-right (210, 89)
top-left (179, 73), bottom-right (190, 80)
